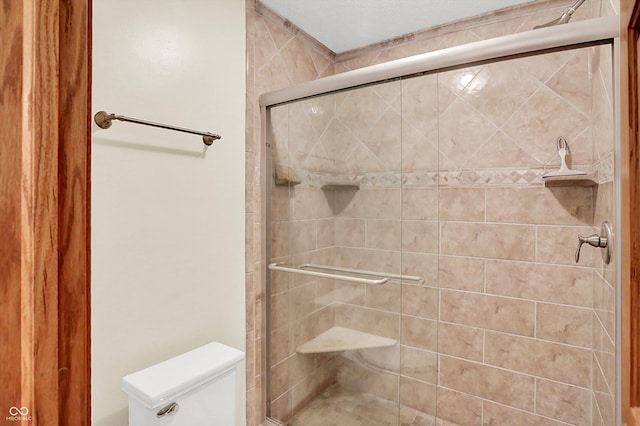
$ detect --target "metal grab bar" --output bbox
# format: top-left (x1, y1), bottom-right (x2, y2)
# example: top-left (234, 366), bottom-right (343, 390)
top-left (268, 263), bottom-right (388, 285)
top-left (94, 111), bottom-right (222, 146)
top-left (300, 263), bottom-right (425, 285)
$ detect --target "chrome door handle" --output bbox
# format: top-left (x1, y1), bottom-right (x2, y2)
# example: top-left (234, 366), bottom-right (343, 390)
top-left (575, 221), bottom-right (613, 264)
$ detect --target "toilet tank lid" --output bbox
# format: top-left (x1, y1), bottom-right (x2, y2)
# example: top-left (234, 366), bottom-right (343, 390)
top-left (121, 342), bottom-right (245, 409)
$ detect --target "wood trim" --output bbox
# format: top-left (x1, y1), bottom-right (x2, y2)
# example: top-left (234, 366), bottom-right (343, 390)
top-left (21, 1), bottom-right (62, 422)
top-left (57, 0), bottom-right (92, 423)
top-left (0, 0), bottom-right (27, 418)
top-left (0, 0), bottom-right (91, 424)
top-left (623, 0), bottom-right (640, 423)
top-left (631, 16), bottom-right (640, 410)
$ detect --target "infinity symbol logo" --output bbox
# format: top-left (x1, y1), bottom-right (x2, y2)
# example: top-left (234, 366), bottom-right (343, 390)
top-left (9, 407), bottom-right (29, 416)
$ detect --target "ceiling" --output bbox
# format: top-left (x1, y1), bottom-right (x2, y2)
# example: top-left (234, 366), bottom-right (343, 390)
top-left (259, 0), bottom-right (536, 53)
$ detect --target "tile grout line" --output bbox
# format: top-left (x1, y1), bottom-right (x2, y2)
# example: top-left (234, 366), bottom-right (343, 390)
top-left (482, 329), bottom-right (486, 364)
top-left (533, 301), bottom-right (537, 340)
top-left (534, 224), bottom-right (538, 263)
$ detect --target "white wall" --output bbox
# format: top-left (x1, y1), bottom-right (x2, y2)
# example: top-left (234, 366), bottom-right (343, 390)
top-left (91, 1), bottom-right (245, 425)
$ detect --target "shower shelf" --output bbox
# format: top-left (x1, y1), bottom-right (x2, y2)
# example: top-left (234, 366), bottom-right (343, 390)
top-left (274, 166), bottom-right (301, 186)
top-left (543, 172), bottom-right (597, 187)
top-left (321, 182), bottom-right (360, 190)
top-left (320, 176), bottom-right (361, 190)
top-left (296, 326), bottom-right (397, 355)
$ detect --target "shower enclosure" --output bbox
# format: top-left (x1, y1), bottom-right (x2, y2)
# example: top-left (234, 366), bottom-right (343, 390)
top-left (263, 20), bottom-right (618, 426)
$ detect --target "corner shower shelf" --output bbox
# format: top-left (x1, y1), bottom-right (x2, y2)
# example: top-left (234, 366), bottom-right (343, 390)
top-left (296, 326), bottom-right (397, 355)
top-left (274, 165), bottom-right (301, 186)
top-left (321, 183), bottom-right (360, 190)
top-left (543, 172), bottom-right (597, 187)
top-left (320, 177), bottom-right (361, 190)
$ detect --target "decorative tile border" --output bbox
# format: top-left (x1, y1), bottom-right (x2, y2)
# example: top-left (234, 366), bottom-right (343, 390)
top-left (439, 168), bottom-right (543, 186)
top-left (361, 172), bottom-right (403, 188)
top-left (288, 165), bottom-right (605, 189)
top-left (401, 172), bottom-right (438, 187)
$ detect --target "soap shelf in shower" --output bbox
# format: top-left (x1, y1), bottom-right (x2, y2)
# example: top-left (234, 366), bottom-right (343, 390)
top-left (296, 326), bottom-right (397, 355)
top-left (543, 172), bottom-right (597, 187)
top-left (274, 165), bottom-right (301, 186)
top-left (320, 176), bottom-right (361, 190)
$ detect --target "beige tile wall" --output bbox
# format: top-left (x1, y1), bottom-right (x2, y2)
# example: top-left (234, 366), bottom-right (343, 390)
top-left (588, 5), bottom-right (616, 426)
top-left (333, 0), bottom-right (592, 72)
top-left (268, 186), bottom-right (338, 420)
top-left (248, 0), bottom-right (619, 425)
top-left (268, 97), bottom-right (338, 421)
top-left (591, 39), bottom-right (616, 426)
top-left (246, 0), bottom-right (335, 423)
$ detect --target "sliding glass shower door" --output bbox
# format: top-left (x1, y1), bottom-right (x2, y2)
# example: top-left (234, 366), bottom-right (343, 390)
top-left (266, 42), bottom-right (616, 426)
top-left (267, 78), bottom-right (439, 425)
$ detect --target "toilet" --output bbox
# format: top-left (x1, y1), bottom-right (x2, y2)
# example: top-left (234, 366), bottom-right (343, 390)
top-left (122, 342), bottom-right (244, 425)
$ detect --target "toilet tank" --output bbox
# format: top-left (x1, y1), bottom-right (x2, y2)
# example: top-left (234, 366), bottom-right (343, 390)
top-left (122, 342), bottom-right (244, 426)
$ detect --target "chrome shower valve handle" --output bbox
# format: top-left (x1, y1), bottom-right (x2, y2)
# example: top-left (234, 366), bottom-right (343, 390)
top-left (575, 234), bottom-right (606, 262)
top-left (575, 221), bottom-right (613, 264)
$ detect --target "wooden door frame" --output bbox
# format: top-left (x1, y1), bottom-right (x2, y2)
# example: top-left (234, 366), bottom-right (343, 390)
top-left (623, 0), bottom-right (640, 424)
top-left (0, 0), bottom-right (91, 424)
top-left (57, 0), bottom-right (92, 422)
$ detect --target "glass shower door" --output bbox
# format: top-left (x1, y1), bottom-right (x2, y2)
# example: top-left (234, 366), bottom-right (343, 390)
top-left (267, 79), bottom-right (423, 425)
top-left (266, 38), bottom-right (616, 426)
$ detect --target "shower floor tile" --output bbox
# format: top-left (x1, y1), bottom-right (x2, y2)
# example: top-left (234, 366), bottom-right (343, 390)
top-left (287, 384), bottom-right (452, 426)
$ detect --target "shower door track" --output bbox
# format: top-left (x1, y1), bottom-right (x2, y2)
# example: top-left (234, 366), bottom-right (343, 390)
top-left (259, 16), bottom-right (619, 108)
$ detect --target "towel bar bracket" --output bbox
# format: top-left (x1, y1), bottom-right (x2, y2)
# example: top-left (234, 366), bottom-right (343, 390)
top-left (94, 110), bottom-right (115, 129)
